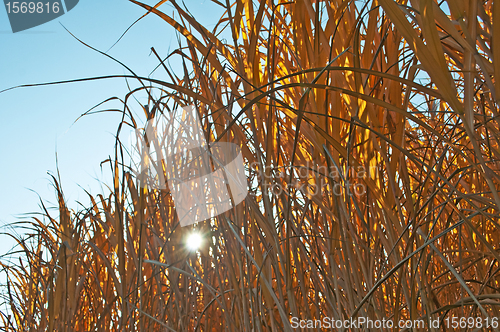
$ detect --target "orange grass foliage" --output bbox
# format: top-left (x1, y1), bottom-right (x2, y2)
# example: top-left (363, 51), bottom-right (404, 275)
top-left (2, 0), bottom-right (500, 331)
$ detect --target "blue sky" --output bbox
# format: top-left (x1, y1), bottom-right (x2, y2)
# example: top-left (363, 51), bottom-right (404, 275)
top-left (0, 0), bottom-right (223, 255)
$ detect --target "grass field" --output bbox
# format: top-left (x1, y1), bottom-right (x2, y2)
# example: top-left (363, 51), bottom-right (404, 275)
top-left (2, 0), bottom-right (500, 331)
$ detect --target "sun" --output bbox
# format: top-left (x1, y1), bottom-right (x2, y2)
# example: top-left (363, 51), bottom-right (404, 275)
top-left (186, 232), bottom-right (202, 251)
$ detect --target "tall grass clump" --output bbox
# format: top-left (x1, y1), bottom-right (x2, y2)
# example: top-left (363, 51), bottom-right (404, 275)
top-left (1, 0), bottom-right (500, 331)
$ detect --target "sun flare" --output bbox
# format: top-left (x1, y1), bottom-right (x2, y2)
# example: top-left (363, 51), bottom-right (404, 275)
top-left (186, 232), bottom-right (202, 251)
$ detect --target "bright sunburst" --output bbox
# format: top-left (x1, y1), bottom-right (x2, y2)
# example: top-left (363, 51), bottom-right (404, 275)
top-left (186, 232), bottom-right (202, 251)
